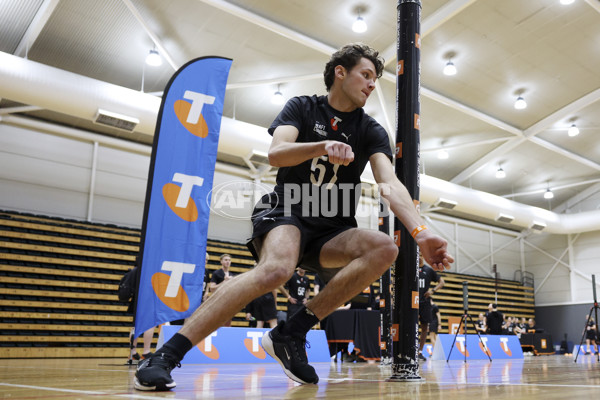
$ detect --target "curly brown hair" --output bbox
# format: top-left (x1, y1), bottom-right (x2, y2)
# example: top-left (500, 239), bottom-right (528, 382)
top-left (323, 43), bottom-right (385, 92)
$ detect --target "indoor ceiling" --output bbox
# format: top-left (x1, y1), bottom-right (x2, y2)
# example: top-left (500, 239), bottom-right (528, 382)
top-left (1, 0), bottom-right (599, 221)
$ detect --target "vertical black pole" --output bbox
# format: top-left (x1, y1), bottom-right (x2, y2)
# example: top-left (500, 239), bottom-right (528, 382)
top-left (389, 0), bottom-right (422, 381)
top-left (593, 275), bottom-right (599, 362)
top-left (493, 264), bottom-right (498, 303)
top-left (379, 203), bottom-right (392, 364)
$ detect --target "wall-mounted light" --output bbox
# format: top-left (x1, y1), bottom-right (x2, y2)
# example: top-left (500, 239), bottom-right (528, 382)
top-left (568, 123), bottom-right (579, 137)
top-left (443, 60), bottom-right (457, 76)
top-left (514, 96), bottom-right (527, 110)
top-left (271, 84), bottom-right (285, 105)
top-left (145, 49), bottom-right (162, 67)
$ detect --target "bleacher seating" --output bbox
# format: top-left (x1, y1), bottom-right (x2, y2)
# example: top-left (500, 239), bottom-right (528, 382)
top-left (0, 210), bottom-right (292, 358)
top-left (434, 271), bottom-right (535, 334)
top-left (0, 210), bottom-right (534, 358)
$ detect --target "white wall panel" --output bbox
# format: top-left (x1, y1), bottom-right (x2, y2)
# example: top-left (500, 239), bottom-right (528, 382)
top-left (0, 124), bottom-right (93, 167)
top-left (0, 178), bottom-right (88, 219)
top-left (0, 151), bottom-right (91, 192)
top-left (93, 170), bottom-right (147, 202)
top-left (96, 146), bottom-right (150, 178)
top-left (92, 195), bottom-right (144, 228)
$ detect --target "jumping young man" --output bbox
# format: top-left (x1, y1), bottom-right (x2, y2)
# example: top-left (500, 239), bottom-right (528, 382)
top-left (134, 43), bottom-right (453, 391)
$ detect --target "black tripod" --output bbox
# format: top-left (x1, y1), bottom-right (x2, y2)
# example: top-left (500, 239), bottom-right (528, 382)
top-left (574, 274), bottom-right (599, 363)
top-left (447, 281), bottom-right (492, 363)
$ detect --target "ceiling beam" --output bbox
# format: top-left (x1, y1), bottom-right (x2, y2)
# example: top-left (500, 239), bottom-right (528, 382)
top-left (197, 0), bottom-right (337, 55)
top-left (528, 136), bottom-right (600, 171)
top-left (502, 178), bottom-right (600, 199)
top-left (524, 87), bottom-right (600, 138)
top-left (420, 86), bottom-right (523, 136)
top-left (226, 73), bottom-right (321, 90)
top-left (422, 136), bottom-right (510, 153)
top-left (382, 0), bottom-right (479, 66)
top-left (450, 137), bottom-right (526, 184)
top-left (554, 182), bottom-right (600, 213)
top-left (14, 0), bottom-right (60, 57)
top-left (121, 0), bottom-right (179, 70)
top-left (421, 0), bottom-right (479, 37)
top-left (584, 0), bottom-right (600, 13)
top-left (0, 105), bottom-right (43, 115)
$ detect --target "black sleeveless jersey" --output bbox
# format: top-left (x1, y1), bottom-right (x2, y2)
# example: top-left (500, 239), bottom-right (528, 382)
top-left (268, 95), bottom-right (391, 223)
top-left (418, 264), bottom-right (440, 303)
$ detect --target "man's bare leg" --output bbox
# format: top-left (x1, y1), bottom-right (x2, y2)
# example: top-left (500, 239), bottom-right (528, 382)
top-left (178, 225), bottom-right (300, 344)
top-left (259, 228), bottom-right (398, 385)
top-left (307, 228), bottom-right (398, 319)
top-left (418, 322), bottom-right (428, 360)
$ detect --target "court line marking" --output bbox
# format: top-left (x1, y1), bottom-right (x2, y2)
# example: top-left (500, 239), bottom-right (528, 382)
top-left (315, 377), bottom-right (600, 389)
top-left (433, 380), bottom-right (600, 389)
top-left (0, 383), bottom-right (168, 399)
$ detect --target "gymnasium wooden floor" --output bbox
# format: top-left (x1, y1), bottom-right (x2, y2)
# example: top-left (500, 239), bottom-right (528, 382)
top-left (0, 355), bottom-right (598, 399)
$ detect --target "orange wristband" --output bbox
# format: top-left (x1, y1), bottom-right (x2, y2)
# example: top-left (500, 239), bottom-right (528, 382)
top-left (411, 225), bottom-right (427, 239)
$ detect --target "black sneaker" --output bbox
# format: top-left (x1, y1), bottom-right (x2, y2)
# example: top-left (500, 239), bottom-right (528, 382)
top-left (127, 352), bottom-right (141, 365)
top-left (262, 321), bottom-right (318, 384)
top-left (134, 352), bottom-right (181, 391)
top-left (418, 353), bottom-right (427, 361)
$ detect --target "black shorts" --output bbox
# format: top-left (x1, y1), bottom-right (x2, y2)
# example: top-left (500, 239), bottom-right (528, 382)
top-left (247, 194), bottom-right (355, 283)
top-left (429, 321), bottom-right (439, 334)
top-left (586, 330), bottom-right (597, 341)
top-left (252, 294), bottom-right (277, 322)
top-left (419, 300), bottom-right (432, 325)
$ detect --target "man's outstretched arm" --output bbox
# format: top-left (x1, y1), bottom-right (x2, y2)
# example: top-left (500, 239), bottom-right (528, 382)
top-left (370, 152), bottom-right (454, 271)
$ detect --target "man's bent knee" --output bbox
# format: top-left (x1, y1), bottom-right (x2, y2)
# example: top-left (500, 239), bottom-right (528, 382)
top-left (253, 261), bottom-right (296, 290)
top-left (371, 234), bottom-right (398, 268)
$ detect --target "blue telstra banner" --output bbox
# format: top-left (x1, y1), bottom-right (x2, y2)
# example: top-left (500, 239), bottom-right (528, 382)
top-left (135, 57), bottom-right (232, 336)
top-left (430, 334), bottom-right (524, 361)
top-left (158, 326), bottom-right (331, 364)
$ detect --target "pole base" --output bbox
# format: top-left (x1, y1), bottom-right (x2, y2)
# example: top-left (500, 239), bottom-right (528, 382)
top-left (380, 356), bottom-right (393, 366)
top-left (387, 363), bottom-right (423, 382)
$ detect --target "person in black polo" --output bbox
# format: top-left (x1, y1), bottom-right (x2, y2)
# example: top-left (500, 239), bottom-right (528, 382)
top-left (486, 303), bottom-right (504, 335)
top-left (279, 267), bottom-right (311, 321)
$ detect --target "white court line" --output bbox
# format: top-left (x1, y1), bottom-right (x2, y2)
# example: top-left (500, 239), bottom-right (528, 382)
top-left (420, 380), bottom-right (600, 389)
top-left (0, 382), bottom-right (169, 399)
top-left (312, 376), bottom-right (600, 389)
